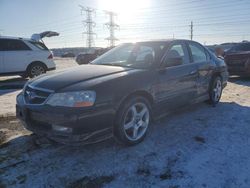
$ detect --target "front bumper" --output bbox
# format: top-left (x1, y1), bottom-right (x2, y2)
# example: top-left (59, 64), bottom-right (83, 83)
top-left (16, 93), bottom-right (115, 144)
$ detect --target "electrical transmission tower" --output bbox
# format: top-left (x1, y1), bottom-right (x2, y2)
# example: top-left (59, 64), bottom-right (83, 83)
top-left (104, 11), bottom-right (119, 47)
top-left (79, 5), bottom-right (96, 48)
top-left (190, 21), bottom-right (193, 40)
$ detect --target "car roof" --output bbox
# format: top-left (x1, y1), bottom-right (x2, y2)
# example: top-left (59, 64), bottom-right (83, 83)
top-left (135, 39), bottom-right (197, 44)
top-left (0, 36), bottom-right (32, 41)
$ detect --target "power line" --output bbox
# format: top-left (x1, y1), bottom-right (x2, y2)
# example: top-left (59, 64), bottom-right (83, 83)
top-left (79, 5), bottom-right (96, 48)
top-left (104, 11), bottom-right (119, 47)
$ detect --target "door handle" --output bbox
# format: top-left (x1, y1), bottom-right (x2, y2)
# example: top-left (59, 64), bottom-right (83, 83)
top-left (189, 70), bottom-right (197, 75)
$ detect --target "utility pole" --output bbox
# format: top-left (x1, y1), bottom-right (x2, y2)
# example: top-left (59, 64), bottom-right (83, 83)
top-left (104, 11), bottom-right (119, 47)
top-left (79, 5), bottom-right (96, 49)
top-left (190, 21), bottom-right (193, 40)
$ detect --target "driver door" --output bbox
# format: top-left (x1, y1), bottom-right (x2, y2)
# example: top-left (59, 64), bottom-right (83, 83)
top-left (155, 41), bottom-right (198, 111)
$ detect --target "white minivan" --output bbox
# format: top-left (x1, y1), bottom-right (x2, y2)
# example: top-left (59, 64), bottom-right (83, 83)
top-left (0, 31), bottom-right (58, 78)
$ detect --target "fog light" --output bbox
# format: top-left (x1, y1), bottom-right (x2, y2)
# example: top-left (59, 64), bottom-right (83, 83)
top-left (52, 124), bottom-right (72, 133)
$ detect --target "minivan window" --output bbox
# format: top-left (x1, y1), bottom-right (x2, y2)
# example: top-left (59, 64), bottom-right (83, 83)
top-left (189, 43), bottom-right (207, 63)
top-left (0, 39), bottom-right (31, 51)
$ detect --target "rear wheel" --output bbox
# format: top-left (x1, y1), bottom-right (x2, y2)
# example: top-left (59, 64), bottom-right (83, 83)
top-left (114, 96), bottom-right (151, 146)
top-left (28, 63), bottom-right (46, 78)
top-left (208, 76), bottom-right (223, 105)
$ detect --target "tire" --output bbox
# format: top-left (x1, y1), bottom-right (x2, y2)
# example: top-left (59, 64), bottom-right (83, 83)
top-left (208, 76), bottom-right (223, 105)
top-left (114, 96), bottom-right (151, 146)
top-left (28, 63), bottom-right (47, 78)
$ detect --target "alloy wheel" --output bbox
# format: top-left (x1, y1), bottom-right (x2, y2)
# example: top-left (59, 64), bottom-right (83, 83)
top-left (213, 79), bottom-right (222, 102)
top-left (123, 102), bottom-right (150, 141)
top-left (31, 65), bottom-right (45, 77)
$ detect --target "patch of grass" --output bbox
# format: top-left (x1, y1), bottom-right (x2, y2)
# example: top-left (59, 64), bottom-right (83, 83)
top-left (194, 136), bottom-right (206, 144)
top-left (159, 169), bottom-right (172, 180)
top-left (68, 175), bottom-right (114, 188)
top-left (0, 156), bottom-right (8, 164)
top-left (0, 131), bottom-right (6, 145)
top-left (16, 175), bottom-right (27, 184)
top-left (0, 181), bottom-right (7, 188)
top-left (0, 142), bottom-right (9, 149)
top-left (136, 167), bottom-right (151, 177)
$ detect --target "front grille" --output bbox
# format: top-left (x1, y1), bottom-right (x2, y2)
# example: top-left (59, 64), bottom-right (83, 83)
top-left (24, 85), bottom-right (52, 104)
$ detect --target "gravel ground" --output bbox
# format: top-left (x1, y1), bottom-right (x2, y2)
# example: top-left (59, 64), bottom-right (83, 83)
top-left (0, 75), bottom-right (250, 188)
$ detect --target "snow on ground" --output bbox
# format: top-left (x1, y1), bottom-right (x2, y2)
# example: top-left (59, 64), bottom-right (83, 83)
top-left (0, 61), bottom-right (250, 187)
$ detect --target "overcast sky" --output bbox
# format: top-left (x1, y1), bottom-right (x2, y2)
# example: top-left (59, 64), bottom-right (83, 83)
top-left (1, 0), bottom-right (250, 48)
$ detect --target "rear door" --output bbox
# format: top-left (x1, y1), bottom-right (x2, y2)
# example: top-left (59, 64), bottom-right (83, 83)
top-left (155, 41), bottom-right (198, 111)
top-left (3, 39), bottom-right (32, 73)
top-left (187, 41), bottom-right (212, 97)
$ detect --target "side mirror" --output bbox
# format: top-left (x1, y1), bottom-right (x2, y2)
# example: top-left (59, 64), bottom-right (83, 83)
top-left (163, 57), bottom-right (183, 67)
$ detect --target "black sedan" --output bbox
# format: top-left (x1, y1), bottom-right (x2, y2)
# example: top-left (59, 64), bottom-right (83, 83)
top-left (16, 39), bottom-right (228, 145)
top-left (224, 42), bottom-right (250, 76)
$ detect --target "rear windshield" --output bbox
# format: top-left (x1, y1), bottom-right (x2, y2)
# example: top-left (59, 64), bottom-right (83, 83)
top-left (29, 41), bottom-right (48, 50)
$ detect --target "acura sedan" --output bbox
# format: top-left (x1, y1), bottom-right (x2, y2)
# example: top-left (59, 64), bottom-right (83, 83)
top-left (16, 39), bottom-right (228, 145)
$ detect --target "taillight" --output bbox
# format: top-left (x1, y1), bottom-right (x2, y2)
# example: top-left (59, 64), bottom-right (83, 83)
top-left (48, 54), bottom-right (53, 59)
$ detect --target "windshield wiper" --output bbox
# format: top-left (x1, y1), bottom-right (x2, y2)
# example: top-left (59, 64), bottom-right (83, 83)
top-left (99, 62), bottom-right (130, 67)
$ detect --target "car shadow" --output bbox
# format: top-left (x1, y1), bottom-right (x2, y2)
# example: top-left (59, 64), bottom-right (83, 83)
top-left (1, 101), bottom-right (250, 187)
top-left (228, 76), bottom-right (250, 87)
top-left (0, 77), bottom-right (27, 95)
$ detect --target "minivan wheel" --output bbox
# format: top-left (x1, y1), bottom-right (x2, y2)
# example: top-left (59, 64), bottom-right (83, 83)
top-left (114, 96), bottom-right (151, 146)
top-left (208, 76), bottom-right (223, 105)
top-left (28, 63), bottom-right (46, 78)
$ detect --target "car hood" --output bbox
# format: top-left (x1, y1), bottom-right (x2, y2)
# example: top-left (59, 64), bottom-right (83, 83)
top-left (29, 64), bottom-right (133, 91)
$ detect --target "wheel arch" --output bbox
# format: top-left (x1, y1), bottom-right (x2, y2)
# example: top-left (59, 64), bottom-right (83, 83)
top-left (116, 90), bottom-right (154, 114)
top-left (211, 71), bottom-right (222, 79)
top-left (26, 61), bottom-right (48, 72)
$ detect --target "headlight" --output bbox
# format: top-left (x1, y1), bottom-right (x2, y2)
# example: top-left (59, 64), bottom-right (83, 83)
top-left (46, 91), bottom-right (96, 107)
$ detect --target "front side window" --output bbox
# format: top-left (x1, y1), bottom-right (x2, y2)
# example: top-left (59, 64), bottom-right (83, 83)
top-left (188, 43), bottom-right (207, 63)
top-left (162, 43), bottom-right (189, 67)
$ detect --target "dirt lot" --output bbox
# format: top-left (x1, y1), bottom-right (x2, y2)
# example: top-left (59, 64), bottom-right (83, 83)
top-left (0, 61), bottom-right (250, 187)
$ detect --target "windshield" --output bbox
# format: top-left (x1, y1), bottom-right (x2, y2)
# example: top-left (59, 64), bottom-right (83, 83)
top-left (91, 42), bottom-right (166, 68)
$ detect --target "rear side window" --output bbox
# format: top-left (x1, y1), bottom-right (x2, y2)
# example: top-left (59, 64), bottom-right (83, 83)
top-left (0, 39), bottom-right (31, 51)
top-left (188, 42), bottom-right (207, 63)
top-left (29, 41), bottom-right (48, 50)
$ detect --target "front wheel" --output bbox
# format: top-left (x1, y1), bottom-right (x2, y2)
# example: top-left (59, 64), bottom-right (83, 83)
top-left (208, 76), bottom-right (223, 105)
top-left (114, 96), bottom-right (151, 146)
